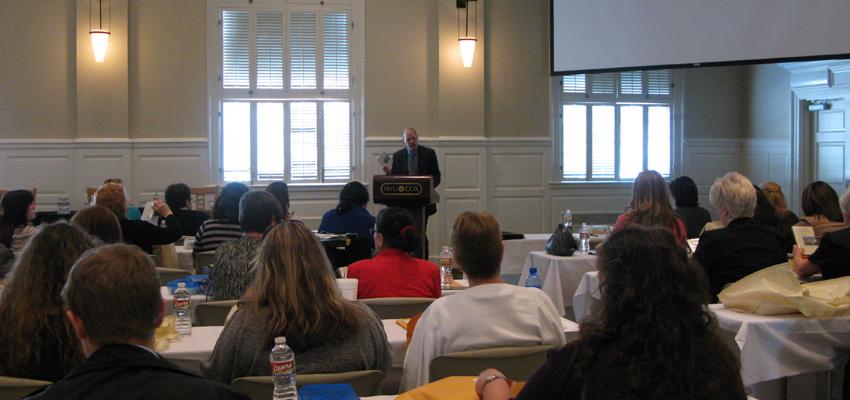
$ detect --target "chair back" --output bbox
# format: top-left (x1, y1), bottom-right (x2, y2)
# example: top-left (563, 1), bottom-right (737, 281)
top-left (195, 251), bottom-right (216, 271)
top-left (190, 186), bottom-right (219, 212)
top-left (196, 300), bottom-right (239, 326)
top-left (0, 376), bottom-right (51, 400)
top-left (231, 370), bottom-right (384, 399)
top-left (156, 267), bottom-right (190, 285)
top-left (358, 297), bottom-right (434, 319)
top-left (428, 345), bottom-right (554, 383)
top-left (85, 186), bottom-right (99, 205)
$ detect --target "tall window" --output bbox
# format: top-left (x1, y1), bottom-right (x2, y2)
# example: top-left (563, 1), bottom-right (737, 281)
top-left (212, 0), bottom-right (355, 183)
top-left (555, 70), bottom-right (675, 182)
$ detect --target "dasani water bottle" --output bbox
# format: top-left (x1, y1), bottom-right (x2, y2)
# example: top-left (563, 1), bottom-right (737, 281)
top-left (525, 267), bottom-right (542, 289)
top-left (271, 336), bottom-right (297, 400)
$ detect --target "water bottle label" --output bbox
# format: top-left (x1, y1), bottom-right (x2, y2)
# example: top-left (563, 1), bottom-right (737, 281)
top-left (271, 360), bottom-right (294, 376)
top-left (173, 298), bottom-right (190, 309)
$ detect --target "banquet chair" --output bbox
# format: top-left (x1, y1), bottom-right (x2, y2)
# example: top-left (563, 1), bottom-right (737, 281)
top-left (156, 267), bottom-right (190, 285)
top-left (428, 345), bottom-right (554, 383)
top-left (0, 376), bottom-right (51, 400)
top-left (190, 186), bottom-right (219, 212)
top-left (196, 300), bottom-right (239, 326)
top-left (358, 297), bottom-right (435, 319)
top-left (194, 251), bottom-right (216, 271)
top-left (85, 186), bottom-right (98, 205)
top-left (231, 370), bottom-right (384, 398)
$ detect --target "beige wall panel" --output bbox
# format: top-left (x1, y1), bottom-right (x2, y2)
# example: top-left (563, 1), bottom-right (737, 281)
top-left (746, 64), bottom-right (791, 139)
top-left (683, 65), bottom-right (747, 139)
top-left (0, 1), bottom-right (76, 138)
top-left (489, 197), bottom-right (544, 233)
top-left (129, 0), bottom-right (207, 138)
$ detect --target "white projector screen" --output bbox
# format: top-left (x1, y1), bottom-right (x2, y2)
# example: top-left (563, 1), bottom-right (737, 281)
top-left (551, 0), bottom-right (850, 75)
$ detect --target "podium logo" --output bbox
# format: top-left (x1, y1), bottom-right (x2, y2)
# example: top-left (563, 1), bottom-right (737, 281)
top-left (380, 183), bottom-right (423, 196)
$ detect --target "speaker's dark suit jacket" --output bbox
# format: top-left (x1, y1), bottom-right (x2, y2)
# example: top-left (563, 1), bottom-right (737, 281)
top-left (391, 145), bottom-right (441, 215)
top-left (25, 344), bottom-right (248, 400)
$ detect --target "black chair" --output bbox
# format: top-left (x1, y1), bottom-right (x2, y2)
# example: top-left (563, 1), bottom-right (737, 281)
top-left (324, 234), bottom-right (373, 277)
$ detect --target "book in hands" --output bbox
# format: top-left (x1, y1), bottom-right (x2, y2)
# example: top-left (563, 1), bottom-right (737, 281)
top-left (792, 225), bottom-right (818, 255)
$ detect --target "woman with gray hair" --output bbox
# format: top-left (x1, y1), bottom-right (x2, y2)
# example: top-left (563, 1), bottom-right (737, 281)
top-left (693, 172), bottom-right (787, 300)
top-left (791, 186), bottom-right (850, 280)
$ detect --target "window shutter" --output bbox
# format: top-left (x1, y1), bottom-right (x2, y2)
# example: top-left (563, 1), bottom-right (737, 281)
top-left (222, 10), bottom-right (250, 89)
top-left (256, 11), bottom-right (284, 90)
top-left (323, 12), bottom-right (350, 90)
top-left (222, 102), bottom-right (251, 182)
top-left (562, 105), bottom-right (587, 179)
top-left (323, 102), bottom-right (351, 180)
top-left (619, 71), bottom-right (642, 95)
top-left (257, 103), bottom-right (285, 181)
top-left (290, 102), bottom-right (318, 180)
top-left (648, 70), bottom-right (671, 96)
top-left (562, 74), bottom-right (586, 94)
top-left (590, 105), bottom-right (615, 179)
top-left (590, 73), bottom-right (615, 94)
top-left (289, 12), bottom-right (317, 89)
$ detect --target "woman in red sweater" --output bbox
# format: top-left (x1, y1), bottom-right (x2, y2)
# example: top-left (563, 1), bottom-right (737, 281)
top-left (347, 207), bottom-right (440, 299)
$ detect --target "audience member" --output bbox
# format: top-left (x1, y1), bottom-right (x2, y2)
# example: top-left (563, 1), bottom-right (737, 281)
top-left (211, 191), bottom-right (282, 301)
top-left (693, 172), bottom-right (787, 299)
top-left (194, 182), bottom-right (249, 254)
top-left (752, 185), bottom-right (793, 252)
top-left (477, 225), bottom-right (745, 400)
top-left (70, 205), bottom-right (122, 245)
top-left (796, 181), bottom-right (847, 240)
top-left (96, 183), bottom-right (182, 254)
top-left (102, 178), bottom-right (141, 220)
top-left (0, 224), bottom-right (93, 382)
top-left (400, 212), bottom-right (565, 390)
top-left (0, 189), bottom-right (37, 253)
top-left (319, 181), bottom-right (376, 242)
top-left (792, 187), bottom-right (850, 280)
top-left (164, 183), bottom-right (209, 236)
top-left (265, 181), bottom-right (292, 220)
top-left (762, 181), bottom-right (799, 226)
top-left (347, 207), bottom-right (439, 299)
top-left (203, 221), bottom-right (391, 383)
top-left (668, 176), bottom-right (711, 238)
top-left (25, 244), bottom-right (248, 399)
top-left (613, 170), bottom-right (687, 244)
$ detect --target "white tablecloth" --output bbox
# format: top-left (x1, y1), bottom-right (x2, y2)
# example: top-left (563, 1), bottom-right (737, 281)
top-left (501, 234), bottom-right (551, 275)
top-left (710, 304), bottom-right (850, 388)
top-left (519, 251), bottom-right (597, 317)
top-left (160, 286), bottom-right (210, 323)
top-left (573, 271), bottom-right (600, 322)
top-left (160, 326), bottom-right (224, 375)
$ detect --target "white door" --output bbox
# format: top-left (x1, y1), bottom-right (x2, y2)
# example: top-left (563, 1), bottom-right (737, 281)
top-left (812, 99), bottom-right (848, 196)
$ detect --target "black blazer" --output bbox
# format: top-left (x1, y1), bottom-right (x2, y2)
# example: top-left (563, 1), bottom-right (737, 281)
top-left (25, 344), bottom-right (249, 400)
top-left (171, 208), bottom-right (209, 237)
top-left (391, 145), bottom-right (441, 215)
top-left (121, 214), bottom-right (182, 254)
top-left (693, 217), bottom-right (788, 300)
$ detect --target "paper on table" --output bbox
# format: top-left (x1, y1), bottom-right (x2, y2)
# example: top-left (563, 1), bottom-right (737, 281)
top-left (397, 377), bottom-right (524, 400)
top-left (154, 315), bottom-right (179, 352)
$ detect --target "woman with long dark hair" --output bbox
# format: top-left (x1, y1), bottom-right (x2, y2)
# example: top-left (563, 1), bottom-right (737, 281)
top-left (477, 225), bottom-right (745, 400)
top-left (668, 176), bottom-right (711, 238)
top-left (264, 181), bottom-right (292, 220)
top-left (203, 221), bottom-right (390, 383)
top-left (347, 207), bottom-right (439, 299)
top-left (0, 224), bottom-right (94, 381)
top-left (613, 170), bottom-right (687, 244)
top-left (193, 182), bottom-right (249, 254)
top-left (0, 189), bottom-right (37, 252)
top-left (318, 181), bottom-right (375, 241)
top-left (796, 181), bottom-right (846, 240)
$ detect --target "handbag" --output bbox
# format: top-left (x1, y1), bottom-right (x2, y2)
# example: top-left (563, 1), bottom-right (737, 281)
top-left (546, 223), bottom-right (577, 256)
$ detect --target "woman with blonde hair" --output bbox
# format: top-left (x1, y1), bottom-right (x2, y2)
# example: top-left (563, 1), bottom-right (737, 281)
top-left (203, 221), bottom-right (391, 383)
top-left (761, 181), bottom-right (799, 227)
top-left (613, 170), bottom-right (687, 244)
top-left (0, 224), bottom-right (94, 381)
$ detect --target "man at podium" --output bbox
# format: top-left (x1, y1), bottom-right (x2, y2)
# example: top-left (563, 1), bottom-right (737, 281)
top-left (382, 127), bottom-right (441, 257)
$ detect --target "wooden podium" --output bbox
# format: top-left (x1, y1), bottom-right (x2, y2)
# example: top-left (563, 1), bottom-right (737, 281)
top-left (373, 175), bottom-right (436, 259)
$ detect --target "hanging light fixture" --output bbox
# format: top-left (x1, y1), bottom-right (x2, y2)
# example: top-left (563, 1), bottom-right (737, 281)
top-left (457, 0), bottom-right (477, 68)
top-left (90, 0), bottom-right (111, 63)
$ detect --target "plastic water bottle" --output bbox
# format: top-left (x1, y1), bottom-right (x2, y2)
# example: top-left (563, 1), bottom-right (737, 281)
top-left (579, 223), bottom-right (591, 253)
top-left (438, 246), bottom-right (454, 290)
top-left (525, 267), bottom-right (542, 289)
top-left (562, 209), bottom-right (573, 230)
top-left (173, 282), bottom-right (192, 336)
top-left (270, 336), bottom-right (297, 400)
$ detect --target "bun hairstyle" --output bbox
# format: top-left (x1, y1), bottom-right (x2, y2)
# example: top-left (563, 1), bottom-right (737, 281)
top-left (375, 207), bottom-right (419, 252)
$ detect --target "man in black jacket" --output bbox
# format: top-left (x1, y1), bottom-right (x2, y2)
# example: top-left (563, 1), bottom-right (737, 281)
top-left (26, 244), bottom-right (248, 400)
top-left (383, 127), bottom-right (441, 258)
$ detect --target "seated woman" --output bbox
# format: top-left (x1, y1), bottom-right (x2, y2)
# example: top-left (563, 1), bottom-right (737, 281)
top-left (265, 181), bottom-right (293, 220)
top-left (102, 178), bottom-right (142, 220)
top-left (400, 212), bottom-right (565, 390)
top-left (792, 187), bottom-right (850, 280)
top-left (669, 176), bottom-right (711, 238)
top-left (70, 205), bottom-right (123, 245)
top-left (202, 221), bottom-right (391, 383)
top-left (0, 224), bottom-right (94, 381)
top-left (477, 225), bottom-right (745, 400)
top-left (0, 189), bottom-right (37, 253)
top-left (613, 170), bottom-right (687, 244)
top-left (347, 207), bottom-right (439, 299)
top-left (693, 172), bottom-right (787, 299)
top-left (319, 181), bottom-right (375, 241)
top-left (164, 183), bottom-right (209, 237)
top-left (211, 191), bottom-right (282, 301)
top-left (796, 181), bottom-right (847, 240)
top-left (762, 181), bottom-right (799, 227)
top-left (194, 182), bottom-right (249, 254)
top-left (96, 183), bottom-right (182, 254)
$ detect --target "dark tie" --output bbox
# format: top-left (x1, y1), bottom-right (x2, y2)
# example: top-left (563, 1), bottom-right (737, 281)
top-left (408, 151), bottom-right (417, 175)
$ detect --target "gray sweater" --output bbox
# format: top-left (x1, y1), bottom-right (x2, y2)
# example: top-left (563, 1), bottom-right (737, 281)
top-left (202, 303), bottom-right (392, 384)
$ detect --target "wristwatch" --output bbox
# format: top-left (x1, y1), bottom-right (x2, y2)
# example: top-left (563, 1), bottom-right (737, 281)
top-left (477, 374), bottom-right (513, 399)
